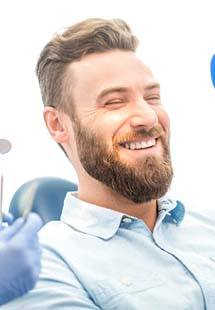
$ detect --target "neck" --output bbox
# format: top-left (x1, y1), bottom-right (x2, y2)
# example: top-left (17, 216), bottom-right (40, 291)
top-left (77, 175), bottom-right (158, 231)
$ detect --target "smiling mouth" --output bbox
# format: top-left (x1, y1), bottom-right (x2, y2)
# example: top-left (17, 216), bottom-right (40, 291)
top-left (119, 138), bottom-right (158, 150)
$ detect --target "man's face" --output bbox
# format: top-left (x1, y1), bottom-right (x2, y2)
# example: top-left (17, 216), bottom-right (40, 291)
top-left (67, 50), bottom-right (173, 203)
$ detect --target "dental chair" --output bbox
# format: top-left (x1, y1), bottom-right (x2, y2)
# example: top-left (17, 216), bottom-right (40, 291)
top-left (9, 177), bottom-right (78, 224)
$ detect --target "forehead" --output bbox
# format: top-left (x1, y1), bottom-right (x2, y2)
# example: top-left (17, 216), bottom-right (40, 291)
top-left (67, 50), bottom-right (157, 101)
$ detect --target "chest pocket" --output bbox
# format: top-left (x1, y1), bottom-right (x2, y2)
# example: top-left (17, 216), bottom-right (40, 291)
top-left (90, 276), bottom-right (165, 310)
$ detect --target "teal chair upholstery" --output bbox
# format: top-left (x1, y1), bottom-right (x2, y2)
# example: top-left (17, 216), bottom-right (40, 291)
top-left (9, 177), bottom-right (78, 223)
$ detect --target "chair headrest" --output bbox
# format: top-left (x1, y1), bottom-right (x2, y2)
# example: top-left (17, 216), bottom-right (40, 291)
top-left (9, 177), bottom-right (78, 223)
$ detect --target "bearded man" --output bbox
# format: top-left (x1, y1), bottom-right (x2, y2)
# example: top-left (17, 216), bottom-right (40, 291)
top-left (4, 18), bottom-right (215, 310)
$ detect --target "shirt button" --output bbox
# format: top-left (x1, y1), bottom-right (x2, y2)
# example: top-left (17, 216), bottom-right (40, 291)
top-left (122, 217), bottom-right (133, 224)
top-left (120, 277), bottom-right (132, 286)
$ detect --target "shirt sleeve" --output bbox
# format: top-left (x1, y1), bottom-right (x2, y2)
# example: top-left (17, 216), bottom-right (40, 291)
top-left (1, 244), bottom-right (100, 309)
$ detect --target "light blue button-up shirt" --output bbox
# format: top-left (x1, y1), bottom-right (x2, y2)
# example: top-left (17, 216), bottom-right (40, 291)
top-left (3, 193), bottom-right (215, 309)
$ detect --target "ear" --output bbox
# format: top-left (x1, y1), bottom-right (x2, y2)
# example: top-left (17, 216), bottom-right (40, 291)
top-left (43, 107), bottom-right (69, 144)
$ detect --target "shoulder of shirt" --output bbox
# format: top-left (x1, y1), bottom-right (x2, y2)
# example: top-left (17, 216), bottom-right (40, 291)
top-left (182, 204), bottom-right (215, 227)
top-left (39, 220), bottom-right (77, 244)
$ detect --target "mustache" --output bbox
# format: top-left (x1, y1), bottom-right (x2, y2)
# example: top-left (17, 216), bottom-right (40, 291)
top-left (113, 125), bottom-right (165, 145)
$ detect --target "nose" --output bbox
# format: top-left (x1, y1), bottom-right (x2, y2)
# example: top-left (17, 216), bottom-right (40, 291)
top-left (129, 99), bottom-right (158, 131)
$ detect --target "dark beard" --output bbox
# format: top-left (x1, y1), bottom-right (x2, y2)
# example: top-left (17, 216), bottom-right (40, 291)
top-left (73, 118), bottom-right (173, 203)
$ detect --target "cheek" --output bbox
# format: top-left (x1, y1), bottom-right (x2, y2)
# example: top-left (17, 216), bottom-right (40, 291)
top-left (91, 111), bottom-right (128, 138)
top-left (156, 107), bottom-right (170, 134)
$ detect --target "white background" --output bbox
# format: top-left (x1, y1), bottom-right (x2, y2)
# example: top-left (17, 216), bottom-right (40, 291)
top-left (1, 0), bottom-right (215, 212)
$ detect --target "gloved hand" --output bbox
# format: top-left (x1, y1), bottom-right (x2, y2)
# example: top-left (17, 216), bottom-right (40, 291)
top-left (0, 213), bottom-right (43, 305)
top-left (0, 213), bottom-right (14, 230)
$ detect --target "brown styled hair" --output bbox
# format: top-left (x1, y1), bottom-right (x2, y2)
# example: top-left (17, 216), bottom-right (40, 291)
top-left (36, 18), bottom-right (139, 114)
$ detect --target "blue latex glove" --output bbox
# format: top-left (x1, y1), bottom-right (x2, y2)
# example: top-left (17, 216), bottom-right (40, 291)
top-left (0, 213), bottom-right (43, 305)
top-left (0, 213), bottom-right (14, 231)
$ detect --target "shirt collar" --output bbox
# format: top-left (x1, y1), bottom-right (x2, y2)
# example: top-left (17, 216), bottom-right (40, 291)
top-left (61, 192), bottom-right (124, 240)
top-left (158, 197), bottom-right (185, 225)
top-left (61, 192), bottom-right (185, 240)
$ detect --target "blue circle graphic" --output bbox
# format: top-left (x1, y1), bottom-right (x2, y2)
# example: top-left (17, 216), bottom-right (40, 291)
top-left (211, 54), bottom-right (215, 88)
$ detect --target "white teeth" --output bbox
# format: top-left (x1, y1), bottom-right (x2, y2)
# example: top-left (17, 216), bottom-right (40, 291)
top-left (123, 139), bottom-right (156, 150)
top-left (146, 140), bottom-right (155, 147)
top-left (141, 141), bottom-right (147, 149)
top-left (130, 143), bottom-right (136, 150)
top-left (136, 142), bottom-right (142, 149)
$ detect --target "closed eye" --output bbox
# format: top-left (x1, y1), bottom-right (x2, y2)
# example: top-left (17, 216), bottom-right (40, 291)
top-left (105, 99), bottom-right (124, 105)
top-left (146, 96), bottom-right (161, 104)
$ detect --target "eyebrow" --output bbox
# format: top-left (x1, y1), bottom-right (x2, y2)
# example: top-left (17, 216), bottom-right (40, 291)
top-left (97, 83), bottom-right (160, 101)
top-left (145, 82), bottom-right (160, 90)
